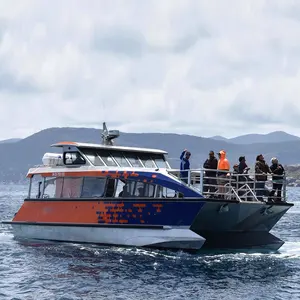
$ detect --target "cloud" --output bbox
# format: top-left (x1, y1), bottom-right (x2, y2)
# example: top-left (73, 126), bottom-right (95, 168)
top-left (0, 0), bottom-right (300, 140)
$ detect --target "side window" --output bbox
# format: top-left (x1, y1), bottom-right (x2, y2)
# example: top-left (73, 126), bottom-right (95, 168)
top-left (43, 177), bottom-right (63, 198)
top-left (138, 154), bottom-right (156, 168)
top-left (144, 184), bottom-right (156, 197)
top-left (156, 186), bottom-right (177, 198)
top-left (64, 152), bottom-right (86, 165)
top-left (105, 178), bottom-right (116, 197)
top-left (112, 152), bottom-right (130, 167)
top-left (29, 176), bottom-right (43, 199)
top-left (81, 149), bottom-right (104, 166)
top-left (133, 182), bottom-right (145, 197)
top-left (124, 153), bottom-right (143, 167)
top-left (61, 177), bottom-right (83, 198)
top-left (116, 179), bottom-right (126, 197)
top-left (81, 177), bottom-right (106, 198)
top-left (98, 150), bottom-right (117, 166)
top-left (126, 181), bottom-right (136, 195)
top-left (166, 188), bottom-right (176, 198)
top-left (152, 154), bottom-right (168, 168)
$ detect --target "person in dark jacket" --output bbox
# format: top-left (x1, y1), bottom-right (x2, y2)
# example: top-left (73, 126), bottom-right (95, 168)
top-left (238, 156), bottom-right (250, 175)
top-left (237, 156), bottom-right (251, 194)
top-left (203, 150), bottom-right (218, 194)
top-left (180, 149), bottom-right (191, 183)
top-left (269, 157), bottom-right (285, 202)
top-left (255, 154), bottom-right (271, 201)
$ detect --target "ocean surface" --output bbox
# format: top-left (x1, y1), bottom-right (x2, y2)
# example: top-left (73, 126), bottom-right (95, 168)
top-left (0, 184), bottom-right (300, 300)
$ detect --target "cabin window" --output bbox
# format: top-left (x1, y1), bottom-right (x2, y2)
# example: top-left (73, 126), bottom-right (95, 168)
top-left (60, 177), bottom-right (82, 198)
top-left (64, 152), bottom-right (86, 165)
top-left (105, 178), bottom-right (116, 197)
top-left (133, 182), bottom-right (145, 197)
top-left (144, 183), bottom-right (156, 197)
top-left (81, 177), bottom-right (107, 198)
top-left (29, 176), bottom-right (44, 199)
top-left (124, 153), bottom-right (143, 167)
top-left (98, 150), bottom-right (118, 166)
top-left (115, 179), bottom-right (126, 197)
top-left (42, 177), bottom-right (63, 198)
top-left (151, 154), bottom-right (168, 168)
top-left (138, 154), bottom-right (156, 168)
top-left (82, 149), bottom-right (104, 166)
top-left (112, 151), bottom-right (131, 167)
top-left (157, 186), bottom-right (177, 198)
top-left (41, 177), bottom-right (83, 198)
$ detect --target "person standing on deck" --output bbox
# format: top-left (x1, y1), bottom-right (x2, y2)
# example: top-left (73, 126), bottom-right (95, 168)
top-left (238, 156), bottom-right (250, 175)
top-left (180, 149), bottom-right (191, 183)
top-left (255, 154), bottom-right (271, 201)
top-left (203, 150), bottom-right (218, 194)
top-left (269, 157), bottom-right (285, 202)
top-left (217, 150), bottom-right (230, 198)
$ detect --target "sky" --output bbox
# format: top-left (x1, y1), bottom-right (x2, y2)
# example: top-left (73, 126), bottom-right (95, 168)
top-left (1, 0), bottom-right (300, 140)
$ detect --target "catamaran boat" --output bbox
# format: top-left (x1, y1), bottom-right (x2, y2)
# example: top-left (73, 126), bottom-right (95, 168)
top-left (3, 123), bottom-right (293, 251)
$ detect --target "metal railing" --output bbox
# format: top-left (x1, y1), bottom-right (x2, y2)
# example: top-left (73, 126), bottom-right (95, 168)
top-left (168, 168), bottom-right (287, 202)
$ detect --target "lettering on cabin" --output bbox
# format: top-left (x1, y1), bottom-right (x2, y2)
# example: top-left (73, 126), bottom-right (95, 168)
top-left (52, 172), bottom-right (65, 177)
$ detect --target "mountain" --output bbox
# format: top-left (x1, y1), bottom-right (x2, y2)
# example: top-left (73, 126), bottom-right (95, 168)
top-left (209, 135), bottom-right (228, 142)
top-left (229, 131), bottom-right (300, 144)
top-left (210, 131), bottom-right (300, 144)
top-left (1, 127), bottom-right (300, 182)
top-left (0, 138), bottom-right (22, 144)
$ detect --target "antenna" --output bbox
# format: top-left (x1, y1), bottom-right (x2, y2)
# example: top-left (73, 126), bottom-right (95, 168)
top-left (101, 122), bottom-right (120, 145)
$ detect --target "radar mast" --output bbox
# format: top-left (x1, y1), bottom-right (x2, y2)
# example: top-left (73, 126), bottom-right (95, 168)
top-left (101, 122), bottom-right (120, 145)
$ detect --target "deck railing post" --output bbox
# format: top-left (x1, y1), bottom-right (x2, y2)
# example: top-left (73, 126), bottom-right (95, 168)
top-left (200, 169), bottom-right (204, 194)
top-left (283, 174), bottom-right (287, 202)
top-left (188, 169), bottom-right (191, 187)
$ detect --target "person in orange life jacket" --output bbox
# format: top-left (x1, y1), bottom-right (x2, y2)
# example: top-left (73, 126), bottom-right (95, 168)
top-left (269, 157), bottom-right (285, 202)
top-left (217, 150), bottom-right (230, 197)
top-left (255, 154), bottom-right (271, 201)
top-left (180, 149), bottom-right (191, 183)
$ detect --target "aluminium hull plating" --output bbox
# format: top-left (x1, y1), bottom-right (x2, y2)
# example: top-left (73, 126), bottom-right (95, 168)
top-left (5, 222), bottom-right (205, 250)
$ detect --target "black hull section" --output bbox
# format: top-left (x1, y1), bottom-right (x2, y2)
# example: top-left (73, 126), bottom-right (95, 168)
top-left (190, 199), bottom-right (293, 251)
top-left (197, 231), bottom-right (284, 251)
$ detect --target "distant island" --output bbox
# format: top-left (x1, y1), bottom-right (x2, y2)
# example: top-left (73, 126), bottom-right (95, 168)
top-left (284, 165), bottom-right (300, 187)
top-left (1, 127), bottom-right (300, 183)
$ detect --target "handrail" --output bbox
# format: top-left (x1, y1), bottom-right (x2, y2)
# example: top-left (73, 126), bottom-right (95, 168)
top-left (168, 168), bottom-right (287, 202)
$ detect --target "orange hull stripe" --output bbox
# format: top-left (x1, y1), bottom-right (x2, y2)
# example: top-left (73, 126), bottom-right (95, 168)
top-left (12, 201), bottom-right (144, 224)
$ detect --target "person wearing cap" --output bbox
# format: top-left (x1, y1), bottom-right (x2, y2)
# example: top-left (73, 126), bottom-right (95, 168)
top-left (180, 149), bottom-right (191, 183)
top-left (203, 150), bottom-right (218, 194)
top-left (217, 150), bottom-right (230, 197)
top-left (255, 154), bottom-right (271, 201)
top-left (269, 157), bottom-right (285, 202)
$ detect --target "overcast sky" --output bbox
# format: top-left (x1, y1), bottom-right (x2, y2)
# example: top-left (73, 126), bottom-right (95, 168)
top-left (0, 0), bottom-right (300, 140)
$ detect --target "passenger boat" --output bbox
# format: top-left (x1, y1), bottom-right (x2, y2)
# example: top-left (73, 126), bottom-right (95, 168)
top-left (3, 123), bottom-right (294, 251)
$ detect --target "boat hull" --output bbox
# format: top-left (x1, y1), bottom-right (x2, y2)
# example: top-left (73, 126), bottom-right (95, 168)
top-left (4, 197), bottom-right (293, 251)
top-left (5, 222), bottom-right (205, 250)
top-left (190, 200), bottom-right (293, 250)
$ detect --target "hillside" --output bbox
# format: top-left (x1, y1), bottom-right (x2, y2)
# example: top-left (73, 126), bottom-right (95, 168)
top-left (210, 131), bottom-right (300, 144)
top-left (1, 127), bottom-right (300, 182)
top-left (0, 138), bottom-right (22, 144)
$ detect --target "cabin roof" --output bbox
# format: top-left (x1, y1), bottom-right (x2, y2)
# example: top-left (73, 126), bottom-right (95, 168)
top-left (51, 141), bottom-right (168, 154)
